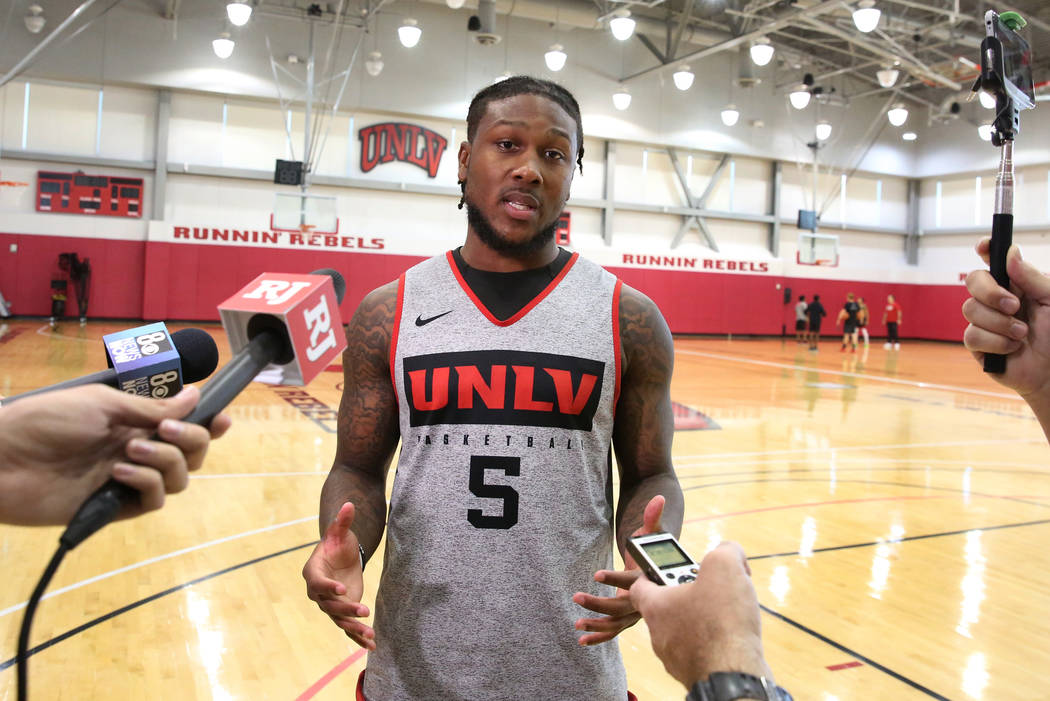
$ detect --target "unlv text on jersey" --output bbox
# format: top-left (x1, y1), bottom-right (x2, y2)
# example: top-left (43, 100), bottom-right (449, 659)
top-left (403, 350), bottom-right (605, 431)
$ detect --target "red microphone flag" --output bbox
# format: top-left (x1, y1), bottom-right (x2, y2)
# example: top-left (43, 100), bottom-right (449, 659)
top-left (218, 272), bottom-right (347, 385)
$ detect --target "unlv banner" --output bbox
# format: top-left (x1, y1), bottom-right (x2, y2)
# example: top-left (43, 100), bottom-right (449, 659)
top-left (359, 122), bottom-right (449, 178)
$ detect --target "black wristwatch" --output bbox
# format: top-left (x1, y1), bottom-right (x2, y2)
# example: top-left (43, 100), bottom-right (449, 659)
top-left (685, 672), bottom-right (793, 701)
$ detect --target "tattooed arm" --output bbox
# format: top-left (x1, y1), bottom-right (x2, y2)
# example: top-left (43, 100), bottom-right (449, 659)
top-left (612, 284), bottom-right (684, 553)
top-left (302, 280), bottom-right (401, 649)
top-left (572, 284), bottom-right (684, 646)
top-left (319, 280), bottom-right (401, 552)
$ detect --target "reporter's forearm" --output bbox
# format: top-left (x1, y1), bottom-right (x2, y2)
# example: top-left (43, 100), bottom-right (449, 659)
top-left (1021, 390), bottom-right (1050, 446)
top-left (319, 464), bottom-right (388, 556)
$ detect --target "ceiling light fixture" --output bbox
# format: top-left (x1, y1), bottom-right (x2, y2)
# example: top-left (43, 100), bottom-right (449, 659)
top-left (398, 18), bottom-right (422, 48)
top-left (212, 32), bottom-right (235, 59)
top-left (978, 90), bottom-right (996, 109)
top-left (749, 37), bottom-right (774, 67)
top-left (788, 85), bottom-right (810, 109)
top-left (902, 131), bottom-right (917, 141)
top-left (720, 104), bottom-right (740, 126)
top-left (876, 67), bottom-right (899, 88)
top-left (545, 44), bottom-right (567, 71)
top-left (609, 8), bottom-right (635, 41)
top-left (815, 120), bottom-right (832, 140)
top-left (672, 65), bottom-right (694, 91)
top-left (978, 123), bottom-right (993, 141)
top-left (226, 2), bottom-right (252, 26)
top-left (612, 85), bottom-right (631, 111)
top-left (24, 4), bottom-right (45, 33)
top-left (852, 0), bottom-right (881, 33)
top-left (446, 0), bottom-right (466, 8)
top-left (887, 103), bottom-right (909, 126)
top-left (365, 51), bottom-right (384, 77)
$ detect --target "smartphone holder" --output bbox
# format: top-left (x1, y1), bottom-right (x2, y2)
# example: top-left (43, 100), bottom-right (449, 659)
top-left (972, 10), bottom-right (1035, 373)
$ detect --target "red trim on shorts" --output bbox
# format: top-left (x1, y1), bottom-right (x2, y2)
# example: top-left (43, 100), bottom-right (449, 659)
top-left (612, 278), bottom-right (623, 415)
top-left (356, 669), bottom-right (636, 700)
top-left (445, 249), bottom-right (579, 327)
top-left (389, 273), bottom-right (406, 397)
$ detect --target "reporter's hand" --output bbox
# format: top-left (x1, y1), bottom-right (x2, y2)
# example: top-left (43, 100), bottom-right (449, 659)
top-left (963, 240), bottom-right (1050, 399)
top-left (302, 501), bottom-right (375, 650)
top-left (0, 384), bottom-right (230, 526)
top-left (629, 541), bottom-right (773, 689)
top-left (573, 495), bottom-right (665, 646)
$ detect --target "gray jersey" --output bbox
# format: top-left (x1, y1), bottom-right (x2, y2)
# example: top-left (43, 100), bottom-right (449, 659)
top-left (365, 251), bottom-right (626, 701)
top-left (795, 301), bottom-right (807, 321)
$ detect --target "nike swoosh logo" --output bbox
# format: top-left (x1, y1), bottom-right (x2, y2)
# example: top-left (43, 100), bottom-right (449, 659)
top-left (415, 310), bottom-right (452, 327)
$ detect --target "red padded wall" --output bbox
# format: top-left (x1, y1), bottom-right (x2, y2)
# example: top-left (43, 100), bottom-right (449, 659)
top-left (1, 231), bottom-right (969, 341)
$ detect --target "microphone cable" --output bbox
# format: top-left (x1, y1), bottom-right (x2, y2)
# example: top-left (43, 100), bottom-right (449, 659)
top-left (17, 543), bottom-right (68, 701)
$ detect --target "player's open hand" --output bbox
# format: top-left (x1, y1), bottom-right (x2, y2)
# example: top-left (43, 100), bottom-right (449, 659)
top-left (302, 501), bottom-right (375, 650)
top-left (572, 494), bottom-right (665, 646)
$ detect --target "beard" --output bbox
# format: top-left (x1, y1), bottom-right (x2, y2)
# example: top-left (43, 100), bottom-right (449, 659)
top-left (463, 196), bottom-right (559, 258)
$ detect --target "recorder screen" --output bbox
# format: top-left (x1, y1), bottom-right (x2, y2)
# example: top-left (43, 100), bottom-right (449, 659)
top-left (642, 540), bottom-right (691, 568)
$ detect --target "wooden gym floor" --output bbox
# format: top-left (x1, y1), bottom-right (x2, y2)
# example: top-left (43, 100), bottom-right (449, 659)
top-left (1, 319), bottom-right (1048, 700)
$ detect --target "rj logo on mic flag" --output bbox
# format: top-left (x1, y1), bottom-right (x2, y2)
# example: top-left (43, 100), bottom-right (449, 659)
top-left (218, 272), bottom-right (348, 386)
top-left (103, 322), bottom-right (183, 398)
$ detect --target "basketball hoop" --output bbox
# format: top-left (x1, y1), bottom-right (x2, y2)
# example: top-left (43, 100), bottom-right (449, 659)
top-left (299, 223), bottom-right (316, 234)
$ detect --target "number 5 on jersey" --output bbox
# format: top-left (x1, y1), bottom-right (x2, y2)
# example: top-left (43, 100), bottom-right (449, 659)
top-left (468, 455), bottom-right (520, 529)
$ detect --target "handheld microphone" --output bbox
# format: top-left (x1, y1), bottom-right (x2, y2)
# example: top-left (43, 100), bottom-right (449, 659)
top-left (2, 327), bottom-right (218, 404)
top-left (60, 269), bottom-right (348, 549)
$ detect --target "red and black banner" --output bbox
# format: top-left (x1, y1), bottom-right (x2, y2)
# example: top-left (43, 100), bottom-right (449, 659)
top-left (359, 122), bottom-right (448, 178)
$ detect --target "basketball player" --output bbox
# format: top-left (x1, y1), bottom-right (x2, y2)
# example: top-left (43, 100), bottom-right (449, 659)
top-left (856, 297), bottom-right (870, 346)
top-left (963, 240), bottom-right (1050, 444)
top-left (882, 294), bottom-right (902, 349)
top-left (629, 541), bottom-right (793, 701)
top-left (302, 76), bottom-right (684, 701)
top-left (794, 295), bottom-right (807, 343)
top-left (836, 293), bottom-right (860, 353)
top-left (805, 294), bottom-right (826, 351)
top-left (0, 385), bottom-right (230, 526)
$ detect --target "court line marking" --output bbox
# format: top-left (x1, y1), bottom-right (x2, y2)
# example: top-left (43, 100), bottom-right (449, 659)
top-left (295, 650), bottom-right (367, 701)
top-left (676, 348), bottom-right (1021, 400)
top-left (0, 515), bottom-right (316, 620)
top-left (674, 437), bottom-right (1043, 462)
top-left (685, 494), bottom-right (954, 525)
top-left (33, 324), bottom-right (97, 343)
top-left (750, 517), bottom-right (1050, 561)
top-left (759, 605), bottom-right (951, 700)
top-left (0, 540), bottom-right (318, 673)
top-left (751, 518), bottom-right (1050, 700)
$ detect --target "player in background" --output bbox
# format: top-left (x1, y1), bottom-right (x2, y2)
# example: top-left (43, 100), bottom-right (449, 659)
top-left (882, 294), bottom-right (903, 349)
top-left (836, 293), bottom-right (860, 353)
top-left (857, 297), bottom-right (870, 347)
top-left (806, 295), bottom-right (826, 352)
top-left (794, 295), bottom-right (808, 344)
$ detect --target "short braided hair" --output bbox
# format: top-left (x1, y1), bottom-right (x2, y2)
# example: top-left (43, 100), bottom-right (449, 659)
top-left (466, 75), bottom-right (584, 172)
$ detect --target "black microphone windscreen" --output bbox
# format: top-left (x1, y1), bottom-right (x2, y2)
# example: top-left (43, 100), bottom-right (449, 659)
top-left (171, 328), bottom-right (219, 383)
top-left (310, 268), bottom-right (346, 304)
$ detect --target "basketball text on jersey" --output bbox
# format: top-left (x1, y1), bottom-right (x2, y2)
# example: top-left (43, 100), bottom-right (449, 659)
top-left (403, 349), bottom-right (605, 430)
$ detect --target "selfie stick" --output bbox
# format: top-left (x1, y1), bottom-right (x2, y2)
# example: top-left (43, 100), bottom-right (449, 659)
top-left (977, 10), bottom-right (1033, 374)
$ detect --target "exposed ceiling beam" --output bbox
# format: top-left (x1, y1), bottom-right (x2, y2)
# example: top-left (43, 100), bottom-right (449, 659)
top-left (622, 0), bottom-right (845, 83)
top-left (798, 15), bottom-right (962, 90)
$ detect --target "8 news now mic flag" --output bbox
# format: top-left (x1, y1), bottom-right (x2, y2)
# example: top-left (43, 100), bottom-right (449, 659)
top-left (103, 322), bottom-right (182, 398)
top-left (218, 272), bottom-right (347, 385)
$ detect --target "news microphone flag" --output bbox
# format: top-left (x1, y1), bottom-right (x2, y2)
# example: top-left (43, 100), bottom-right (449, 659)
top-left (103, 322), bottom-right (182, 398)
top-left (61, 270), bottom-right (347, 549)
top-left (218, 272), bottom-right (347, 385)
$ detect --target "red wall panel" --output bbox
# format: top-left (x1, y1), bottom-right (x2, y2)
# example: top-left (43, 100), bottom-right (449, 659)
top-left (1, 231), bottom-right (970, 342)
